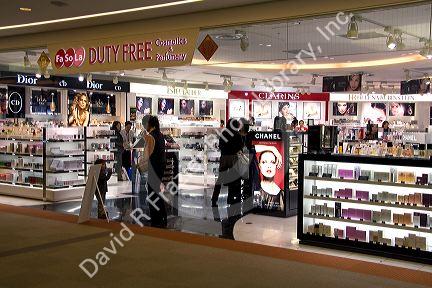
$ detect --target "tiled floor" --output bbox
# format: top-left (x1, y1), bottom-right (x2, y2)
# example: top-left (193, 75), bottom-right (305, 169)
top-left (0, 180), bottom-right (431, 272)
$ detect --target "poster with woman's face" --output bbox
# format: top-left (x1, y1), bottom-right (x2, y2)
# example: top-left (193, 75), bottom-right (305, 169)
top-left (400, 79), bottom-right (430, 95)
top-left (362, 102), bottom-right (387, 124)
top-left (199, 100), bottom-right (213, 116)
top-left (179, 99), bottom-right (194, 115)
top-left (389, 102), bottom-right (415, 117)
top-left (68, 90), bottom-right (90, 127)
top-left (158, 98), bottom-right (174, 115)
top-left (90, 93), bottom-right (116, 116)
top-left (322, 74), bottom-right (362, 92)
top-left (252, 132), bottom-right (285, 212)
top-left (0, 88), bottom-right (8, 118)
top-left (136, 97), bottom-right (152, 115)
top-left (229, 99), bottom-right (246, 118)
top-left (303, 102), bottom-right (321, 120)
top-left (278, 102), bottom-right (297, 120)
top-left (253, 101), bottom-right (272, 119)
top-left (333, 102), bottom-right (357, 116)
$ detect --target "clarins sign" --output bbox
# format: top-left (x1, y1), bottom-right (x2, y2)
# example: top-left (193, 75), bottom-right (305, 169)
top-left (48, 29), bottom-right (198, 74)
top-left (256, 92), bottom-right (300, 100)
top-left (228, 91), bottom-right (330, 102)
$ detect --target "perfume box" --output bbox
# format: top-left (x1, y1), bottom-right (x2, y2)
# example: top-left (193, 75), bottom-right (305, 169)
top-left (363, 210), bottom-right (372, 221)
top-left (326, 188), bottom-right (332, 197)
top-left (382, 238), bottom-right (392, 246)
top-left (413, 214), bottom-right (421, 227)
top-left (404, 213), bottom-right (412, 225)
top-left (334, 228), bottom-right (344, 238)
top-left (356, 190), bottom-right (369, 201)
top-left (335, 202), bottom-right (342, 218)
top-left (406, 236), bottom-right (415, 248)
top-left (374, 172), bottom-right (390, 182)
top-left (360, 170), bottom-right (372, 180)
top-left (346, 226), bottom-right (356, 239)
top-left (338, 169), bottom-right (354, 179)
top-left (388, 193), bottom-right (398, 203)
top-left (414, 193), bottom-right (422, 205)
top-left (416, 236), bottom-right (427, 250)
top-left (381, 209), bottom-right (392, 223)
top-left (408, 195), bottom-right (415, 205)
top-left (369, 230), bottom-right (380, 242)
top-left (342, 209), bottom-right (348, 218)
top-left (395, 237), bottom-right (404, 247)
top-left (397, 195), bottom-right (404, 203)
top-left (393, 213), bottom-right (402, 224)
top-left (372, 211), bottom-right (381, 222)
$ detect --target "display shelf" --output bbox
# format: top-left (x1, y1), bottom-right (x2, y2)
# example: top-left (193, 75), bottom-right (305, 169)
top-left (86, 136), bottom-right (116, 139)
top-left (47, 139), bottom-right (85, 143)
top-left (86, 149), bottom-right (116, 152)
top-left (0, 137), bottom-right (42, 141)
top-left (46, 169), bottom-right (85, 174)
top-left (0, 166), bottom-right (43, 172)
top-left (0, 180), bottom-right (43, 188)
top-left (0, 152), bottom-right (42, 157)
top-left (298, 153), bottom-right (432, 264)
top-left (304, 195), bottom-right (432, 212)
top-left (304, 214), bottom-right (432, 234)
top-left (304, 176), bottom-right (432, 190)
top-left (46, 154), bottom-right (84, 158)
top-left (46, 183), bottom-right (86, 189)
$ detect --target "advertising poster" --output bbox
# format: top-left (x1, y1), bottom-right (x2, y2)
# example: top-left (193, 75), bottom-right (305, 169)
top-left (303, 102), bottom-right (321, 120)
top-left (158, 98), bottom-right (174, 115)
top-left (277, 102), bottom-right (297, 120)
top-left (199, 100), bottom-right (213, 116)
top-left (322, 74), bottom-right (362, 92)
top-left (362, 102), bottom-right (387, 124)
top-left (333, 102), bottom-right (357, 116)
top-left (67, 90), bottom-right (90, 126)
top-left (90, 93), bottom-right (116, 116)
top-left (251, 131), bottom-right (285, 213)
top-left (31, 89), bottom-right (61, 115)
top-left (136, 97), bottom-right (152, 115)
top-left (253, 101), bottom-right (272, 119)
top-left (179, 99), bottom-right (194, 115)
top-left (229, 99), bottom-right (246, 118)
top-left (400, 79), bottom-right (430, 95)
top-left (7, 86), bottom-right (25, 118)
top-left (389, 102), bottom-right (415, 117)
top-left (0, 88), bottom-right (7, 118)
top-left (130, 107), bottom-right (137, 121)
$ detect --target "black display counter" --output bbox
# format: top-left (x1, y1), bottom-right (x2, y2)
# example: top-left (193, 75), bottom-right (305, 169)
top-left (298, 153), bottom-right (432, 264)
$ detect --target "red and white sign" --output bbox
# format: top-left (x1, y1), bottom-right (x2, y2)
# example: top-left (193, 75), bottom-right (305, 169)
top-left (55, 47), bottom-right (86, 68)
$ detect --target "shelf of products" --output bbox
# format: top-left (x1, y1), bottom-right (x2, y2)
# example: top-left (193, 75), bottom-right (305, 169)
top-left (85, 126), bottom-right (116, 175)
top-left (299, 154), bottom-right (432, 264)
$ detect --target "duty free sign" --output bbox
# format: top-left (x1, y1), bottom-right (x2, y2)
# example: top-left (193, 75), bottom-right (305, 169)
top-left (48, 28), bottom-right (199, 74)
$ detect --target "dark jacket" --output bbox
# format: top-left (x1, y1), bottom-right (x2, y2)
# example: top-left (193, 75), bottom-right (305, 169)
top-left (218, 127), bottom-right (244, 172)
top-left (97, 169), bottom-right (112, 194)
top-left (149, 130), bottom-right (166, 180)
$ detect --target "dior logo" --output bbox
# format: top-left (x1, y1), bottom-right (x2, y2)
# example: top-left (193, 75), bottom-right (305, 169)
top-left (17, 74), bottom-right (38, 85)
top-left (9, 92), bottom-right (23, 114)
top-left (59, 80), bottom-right (68, 87)
top-left (114, 85), bottom-right (122, 91)
top-left (87, 81), bottom-right (103, 90)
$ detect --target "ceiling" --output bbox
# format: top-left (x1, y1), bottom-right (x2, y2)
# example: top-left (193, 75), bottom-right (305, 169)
top-left (1, 2), bottom-right (432, 89)
top-left (0, 0), bottom-right (272, 37)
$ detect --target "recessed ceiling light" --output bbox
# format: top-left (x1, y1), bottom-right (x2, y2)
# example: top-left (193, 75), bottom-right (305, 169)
top-left (266, 44), bottom-right (272, 47)
top-left (19, 7), bottom-right (32, 12)
top-left (4, 0), bottom-right (201, 30)
top-left (259, 43), bottom-right (264, 46)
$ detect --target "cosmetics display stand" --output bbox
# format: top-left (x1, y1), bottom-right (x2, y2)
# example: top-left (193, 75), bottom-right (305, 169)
top-left (298, 154), bottom-right (432, 264)
top-left (85, 125), bottom-right (117, 177)
top-left (284, 132), bottom-right (303, 216)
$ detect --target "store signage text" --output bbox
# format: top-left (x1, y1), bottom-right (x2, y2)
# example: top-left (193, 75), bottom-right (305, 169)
top-left (402, 134), bottom-right (417, 142)
top-left (167, 86), bottom-right (202, 97)
top-left (87, 81), bottom-right (103, 90)
top-left (8, 92), bottom-right (23, 114)
top-left (257, 92), bottom-right (300, 101)
top-left (254, 133), bottom-right (282, 141)
top-left (17, 74), bottom-right (38, 85)
top-left (348, 94), bottom-right (415, 102)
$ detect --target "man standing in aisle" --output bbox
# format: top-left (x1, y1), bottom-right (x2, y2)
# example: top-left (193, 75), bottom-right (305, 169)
top-left (121, 121), bottom-right (134, 180)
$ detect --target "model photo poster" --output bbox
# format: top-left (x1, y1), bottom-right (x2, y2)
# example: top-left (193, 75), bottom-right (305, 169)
top-left (199, 100), bottom-right (213, 116)
top-left (229, 99), bottom-right (246, 118)
top-left (251, 131), bottom-right (285, 214)
top-left (400, 79), bottom-right (430, 95)
top-left (67, 90), bottom-right (90, 126)
top-left (303, 102), bottom-right (321, 120)
top-left (362, 102), bottom-right (387, 124)
top-left (158, 98), bottom-right (174, 115)
top-left (389, 102), bottom-right (415, 117)
top-left (136, 97), bottom-right (152, 115)
top-left (277, 102), bottom-right (297, 120)
top-left (333, 102), bottom-right (358, 116)
top-left (0, 88), bottom-right (8, 119)
top-left (90, 93), bottom-right (116, 116)
top-left (322, 74), bottom-right (362, 92)
top-left (179, 99), bottom-right (194, 115)
top-left (253, 101), bottom-right (272, 119)
top-left (31, 89), bottom-right (61, 115)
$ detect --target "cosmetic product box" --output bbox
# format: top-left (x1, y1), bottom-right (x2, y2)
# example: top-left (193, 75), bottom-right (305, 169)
top-left (335, 202), bottom-right (342, 218)
top-left (381, 209), bottom-right (392, 223)
top-left (338, 169), bottom-right (354, 179)
top-left (415, 236), bottom-right (427, 250)
top-left (325, 188), bottom-right (332, 197)
top-left (356, 190), bottom-right (369, 201)
top-left (403, 213), bottom-right (412, 225)
top-left (395, 237), bottom-right (404, 247)
top-left (334, 228), bottom-right (344, 238)
top-left (342, 209), bottom-right (348, 218)
top-left (413, 214), bottom-right (421, 227)
top-left (414, 193), bottom-right (422, 205)
top-left (346, 226), bottom-right (357, 240)
top-left (372, 211), bottom-right (381, 222)
top-left (374, 171), bottom-right (390, 182)
top-left (393, 213), bottom-right (402, 224)
top-left (360, 170), bottom-right (372, 180)
top-left (405, 236), bottom-right (415, 248)
top-left (312, 185), bottom-right (317, 195)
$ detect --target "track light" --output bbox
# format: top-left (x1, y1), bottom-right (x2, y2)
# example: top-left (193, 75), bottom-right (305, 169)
top-left (23, 52), bottom-right (31, 67)
top-left (87, 73), bottom-right (92, 82)
top-left (251, 78), bottom-right (256, 88)
top-left (182, 80), bottom-right (188, 91)
top-left (311, 74), bottom-right (317, 85)
top-left (78, 74), bottom-right (84, 82)
top-left (404, 70), bottom-right (411, 82)
top-left (386, 34), bottom-right (397, 50)
top-left (113, 75), bottom-right (119, 84)
top-left (204, 81), bottom-right (209, 90)
top-left (44, 70), bottom-right (50, 79)
top-left (119, 70), bottom-right (125, 76)
top-left (420, 42), bottom-right (432, 59)
top-left (162, 69), bottom-right (168, 81)
top-left (35, 72), bottom-right (41, 79)
top-left (346, 16), bottom-right (359, 39)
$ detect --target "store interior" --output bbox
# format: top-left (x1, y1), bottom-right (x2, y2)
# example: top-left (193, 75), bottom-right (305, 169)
top-left (1, 2), bottom-right (432, 268)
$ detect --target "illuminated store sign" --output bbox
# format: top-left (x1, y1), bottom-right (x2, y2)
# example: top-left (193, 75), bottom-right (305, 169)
top-left (330, 93), bottom-right (429, 102)
top-left (228, 91), bottom-right (330, 102)
top-left (48, 29), bottom-right (198, 73)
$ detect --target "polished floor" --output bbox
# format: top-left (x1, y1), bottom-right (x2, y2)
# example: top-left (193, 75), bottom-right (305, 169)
top-left (0, 209), bottom-right (430, 287)
top-left (0, 180), bottom-right (431, 273)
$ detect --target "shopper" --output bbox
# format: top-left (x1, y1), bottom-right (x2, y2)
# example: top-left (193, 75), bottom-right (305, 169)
top-left (111, 121), bottom-right (123, 181)
top-left (121, 121), bottom-right (134, 180)
top-left (296, 120), bottom-right (308, 132)
top-left (94, 159), bottom-right (112, 219)
top-left (146, 116), bottom-right (167, 228)
top-left (290, 117), bottom-right (299, 131)
top-left (382, 120), bottom-right (391, 139)
top-left (211, 118), bottom-right (245, 207)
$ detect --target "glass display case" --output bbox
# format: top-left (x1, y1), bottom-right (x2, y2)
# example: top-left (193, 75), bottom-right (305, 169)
top-left (298, 154), bottom-right (432, 264)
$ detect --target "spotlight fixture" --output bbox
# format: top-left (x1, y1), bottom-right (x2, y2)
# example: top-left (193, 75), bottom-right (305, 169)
top-left (385, 27), bottom-right (404, 50)
top-left (162, 69), bottom-right (168, 81)
top-left (119, 70), bottom-right (125, 76)
top-left (113, 75), bottom-right (119, 84)
top-left (78, 74), bottom-right (84, 82)
top-left (87, 73), bottom-right (92, 82)
top-left (44, 70), bottom-right (50, 79)
top-left (35, 72), bottom-right (41, 79)
top-left (386, 33), bottom-right (397, 50)
top-left (182, 80), bottom-right (188, 91)
top-left (23, 52), bottom-right (31, 67)
top-left (204, 82), bottom-right (209, 91)
top-left (420, 41), bottom-right (432, 59)
top-left (306, 88), bottom-right (311, 95)
top-left (404, 69), bottom-right (411, 82)
top-left (236, 30), bottom-right (249, 52)
top-left (311, 74), bottom-right (317, 85)
top-left (251, 78), bottom-right (256, 88)
top-left (427, 78), bottom-right (431, 85)
top-left (346, 15), bottom-right (359, 39)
